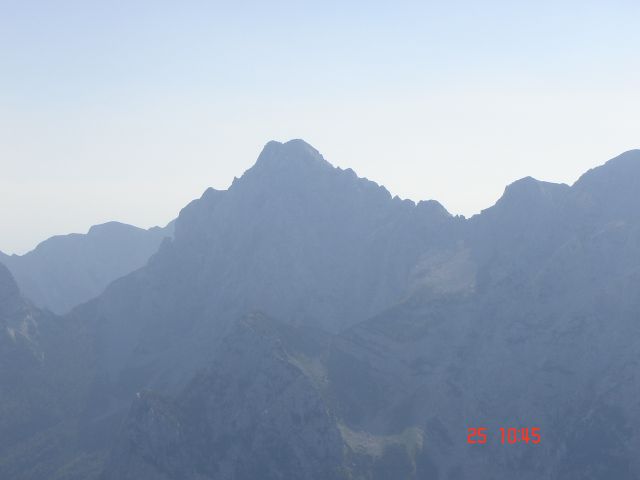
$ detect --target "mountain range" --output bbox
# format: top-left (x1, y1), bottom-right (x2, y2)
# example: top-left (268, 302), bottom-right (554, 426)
top-left (1, 140), bottom-right (639, 479)
top-left (0, 221), bottom-right (174, 315)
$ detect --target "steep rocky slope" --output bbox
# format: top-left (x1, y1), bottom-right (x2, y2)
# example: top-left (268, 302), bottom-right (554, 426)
top-left (0, 263), bottom-right (96, 480)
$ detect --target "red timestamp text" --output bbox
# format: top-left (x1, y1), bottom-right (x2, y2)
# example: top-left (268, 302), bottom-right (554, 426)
top-left (467, 427), bottom-right (541, 445)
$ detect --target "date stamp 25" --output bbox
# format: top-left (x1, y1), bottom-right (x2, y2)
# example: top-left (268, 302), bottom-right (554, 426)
top-left (467, 427), bottom-right (541, 445)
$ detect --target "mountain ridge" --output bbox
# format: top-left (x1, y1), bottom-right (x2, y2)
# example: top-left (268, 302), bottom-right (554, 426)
top-left (2, 141), bottom-right (640, 479)
top-left (0, 220), bottom-right (174, 314)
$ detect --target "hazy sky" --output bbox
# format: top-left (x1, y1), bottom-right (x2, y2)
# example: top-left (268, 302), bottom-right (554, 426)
top-left (1, 1), bottom-right (639, 254)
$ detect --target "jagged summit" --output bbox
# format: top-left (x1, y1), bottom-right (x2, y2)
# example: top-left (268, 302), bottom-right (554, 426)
top-left (238, 139), bottom-right (334, 185)
top-left (183, 139), bottom-right (453, 227)
top-left (256, 139), bottom-right (329, 166)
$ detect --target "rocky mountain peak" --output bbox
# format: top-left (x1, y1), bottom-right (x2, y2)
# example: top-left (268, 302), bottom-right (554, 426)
top-left (498, 177), bottom-right (569, 207)
top-left (253, 139), bottom-right (330, 171)
top-left (231, 139), bottom-right (337, 191)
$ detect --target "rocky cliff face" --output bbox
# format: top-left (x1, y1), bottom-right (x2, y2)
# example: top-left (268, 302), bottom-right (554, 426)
top-left (103, 314), bottom-right (436, 480)
top-left (67, 140), bottom-right (455, 416)
top-left (167, 139), bottom-right (453, 332)
top-left (102, 314), bottom-right (346, 480)
top-left (325, 149), bottom-right (640, 478)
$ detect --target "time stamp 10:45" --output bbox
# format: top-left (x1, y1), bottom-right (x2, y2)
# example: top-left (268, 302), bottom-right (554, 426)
top-left (467, 427), bottom-right (541, 445)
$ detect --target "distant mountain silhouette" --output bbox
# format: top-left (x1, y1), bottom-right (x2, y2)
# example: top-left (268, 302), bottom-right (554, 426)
top-left (0, 221), bottom-right (174, 314)
top-left (1, 143), bottom-right (640, 480)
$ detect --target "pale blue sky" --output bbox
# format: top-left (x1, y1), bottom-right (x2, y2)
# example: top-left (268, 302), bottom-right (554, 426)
top-left (1, 1), bottom-right (639, 253)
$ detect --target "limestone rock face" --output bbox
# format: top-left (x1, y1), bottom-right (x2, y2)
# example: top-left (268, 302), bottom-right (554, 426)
top-left (103, 314), bottom-right (435, 480)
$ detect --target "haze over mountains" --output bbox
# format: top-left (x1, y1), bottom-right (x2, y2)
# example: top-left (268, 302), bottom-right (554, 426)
top-left (1, 140), bottom-right (640, 479)
top-left (0, 221), bottom-right (174, 314)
